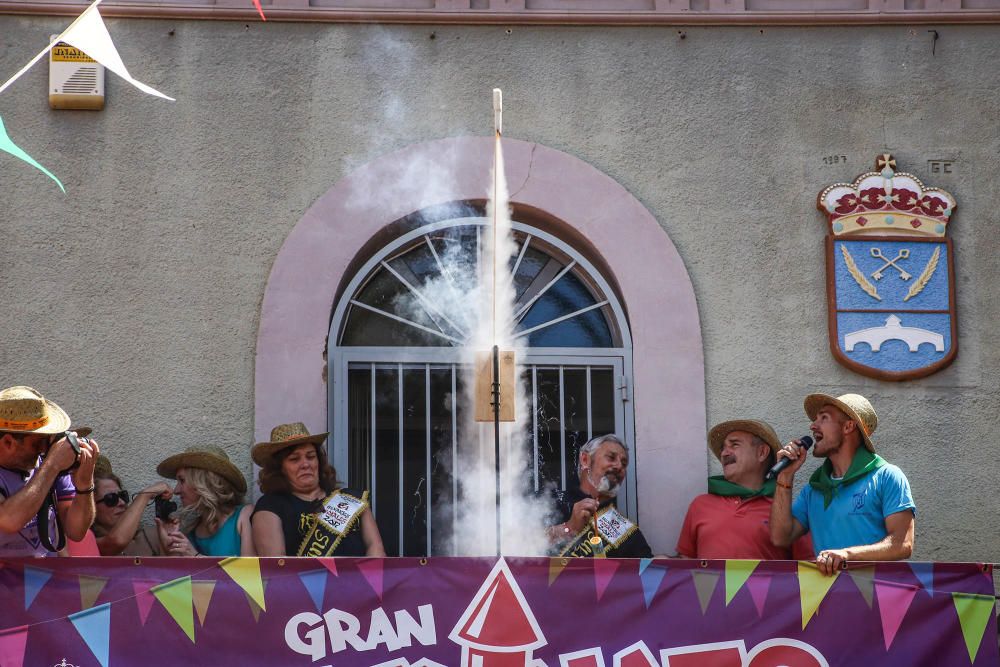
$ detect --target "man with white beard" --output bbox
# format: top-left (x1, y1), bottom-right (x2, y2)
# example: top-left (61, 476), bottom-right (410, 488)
top-left (546, 434), bottom-right (652, 558)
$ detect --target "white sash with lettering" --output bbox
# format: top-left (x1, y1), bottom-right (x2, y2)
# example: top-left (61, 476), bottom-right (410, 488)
top-left (596, 506), bottom-right (636, 548)
top-left (319, 491), bottom-right (366, 535)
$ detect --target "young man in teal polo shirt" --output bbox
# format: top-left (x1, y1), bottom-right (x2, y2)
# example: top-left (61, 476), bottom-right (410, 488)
top-left (769, 393), bottom-right (915, 576)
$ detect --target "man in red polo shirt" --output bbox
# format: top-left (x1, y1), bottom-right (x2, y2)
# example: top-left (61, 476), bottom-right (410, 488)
top-left (676, 420), bottom-right (810, 560)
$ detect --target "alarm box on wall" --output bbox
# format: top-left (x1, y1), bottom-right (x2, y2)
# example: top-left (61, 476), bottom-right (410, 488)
top-left (49, 37), bottom-right (105, 110)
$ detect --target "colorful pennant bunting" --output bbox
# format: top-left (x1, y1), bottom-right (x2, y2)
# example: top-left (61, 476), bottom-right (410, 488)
top-left (874, 580), bottom-right (917, 650)
top-left (220, 557), bottom-right (266, 611)
top-left (152, 576), bottom-right (195, 643)
top-left (298, 569), bottom-right (328, 613)
top-left (191, 580), bottom-right (217, 626)
top-left (69, 603), bottom-right (111, 667)
top-left (358, 558), bottom-right (385, 600)
top-left (593, 559), bottom-right (620, 602)
top-left (131, 580), bottom-right (158, 626)
top-left (549, 558), bottom-right (569, 586)
top-left (797, 562), bottom-right (840, 629)
top-left (0, 117), bottom-right (65, 193)
top-left (847, 567), bottom-right (875, 609)
top-left (690, 570), bottom-right (719, 615)
top-left (907, 562), bottom-right (935, 597)
top-left (23, 566), bottom-right (52, 610)
top-left (951, 592), bottom-right (995, 663)
top-left (724, 560), bottom-right (760, 605)
top-left (79, 574), bottom-right (109, 610)
top-left (638, 561), bottom-right (667, 609)
top-left (0, 625), bottom-right (28, 667)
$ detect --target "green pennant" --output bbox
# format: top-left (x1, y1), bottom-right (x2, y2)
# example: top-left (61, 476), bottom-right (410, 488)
top-left (724, 560), bottom-right (760, 605)
top-left (797, 561), bottom-right (840, 629)
top-left (951, 592), bottom-right (995, 663)
top-left (152, 576), bottom-right (195, 642)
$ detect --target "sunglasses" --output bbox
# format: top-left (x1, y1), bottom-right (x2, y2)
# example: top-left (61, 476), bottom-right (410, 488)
top-left (98, 490), bottom-right (130, 507)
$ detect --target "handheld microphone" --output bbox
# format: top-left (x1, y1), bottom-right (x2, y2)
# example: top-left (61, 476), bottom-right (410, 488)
top-left (765, 435), bottom-right (814, 480)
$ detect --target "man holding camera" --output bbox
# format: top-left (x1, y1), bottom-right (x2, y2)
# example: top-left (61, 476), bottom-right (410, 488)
top-left (0, 386), bottom-right (99, 556)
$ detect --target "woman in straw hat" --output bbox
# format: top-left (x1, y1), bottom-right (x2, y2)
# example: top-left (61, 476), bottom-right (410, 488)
top-left (155, 445), bottom-right (256, 557)
top-left (251, 423), bottom-right (385, 557)
top-left (89, 455), bottom-right (173, 556)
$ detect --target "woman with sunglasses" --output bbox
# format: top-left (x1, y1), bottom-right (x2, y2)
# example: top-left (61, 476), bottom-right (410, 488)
top-left (91, 457), bottom-right (173, 556)
top-left (155, 445), bottom-right (256, 557)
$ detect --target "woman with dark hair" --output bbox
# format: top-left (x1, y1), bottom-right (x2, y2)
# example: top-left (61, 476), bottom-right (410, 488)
top-left (90, 455), bottom-right (172, 556)
top-left (251, 423), bottom-right (385, 557)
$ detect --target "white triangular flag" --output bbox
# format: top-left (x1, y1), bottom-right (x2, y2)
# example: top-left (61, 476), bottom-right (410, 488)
top-left (0, 0), bottom-right (173, 101)
top-left (61, 3), bottom-right (174, 100)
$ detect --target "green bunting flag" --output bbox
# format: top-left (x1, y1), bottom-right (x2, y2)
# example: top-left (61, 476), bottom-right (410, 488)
top-left (152, 576), bottom-right (195, 642)
top-left (724, 560), bottom-right (760, 605)
top-left (951, 592), bottom-right (995, 663)
top-left (0, 116), bottom-right (65, 192)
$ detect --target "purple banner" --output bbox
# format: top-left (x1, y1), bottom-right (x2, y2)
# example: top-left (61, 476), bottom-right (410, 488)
top-left (0, 557), bottom-right (996, 667)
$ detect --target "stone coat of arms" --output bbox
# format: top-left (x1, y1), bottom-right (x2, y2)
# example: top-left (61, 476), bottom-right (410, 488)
top-left (817, 154), bottom-right (957, 380)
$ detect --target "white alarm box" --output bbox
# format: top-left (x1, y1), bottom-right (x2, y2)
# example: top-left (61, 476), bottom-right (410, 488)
top-left (49, 37), bottom-right (105, 110)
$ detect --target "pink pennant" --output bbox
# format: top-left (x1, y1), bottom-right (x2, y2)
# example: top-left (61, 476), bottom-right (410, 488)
top-left (132, 580), bottom-right (159, 626)
top-left (318, 558), bottom-right (338, 577)
top-left (746, 573), bottom-right (772, 617)
top-left (875, 580), bottom-right (918, 650)
top-left (0, 625), bottom-right (28, 667)
top-left (357, 559), bottom-right (384, 600)
top-left (593, 559), bottom-right (620, 602)
top-left (251, 0), bottom-right (267, 20)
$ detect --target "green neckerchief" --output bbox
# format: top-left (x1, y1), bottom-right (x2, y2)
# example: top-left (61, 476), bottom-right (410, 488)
top-left (707, 476), bottom-right (775, 498)
top-left (808, 448), bottom-right (886, 509)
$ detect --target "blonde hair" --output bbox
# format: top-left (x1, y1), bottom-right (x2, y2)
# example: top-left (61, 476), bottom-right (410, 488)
top-left (178, 467), bottom-right (244, 535)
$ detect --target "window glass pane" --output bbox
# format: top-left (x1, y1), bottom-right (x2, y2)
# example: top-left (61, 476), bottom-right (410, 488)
top-left (373, 367), bottom-right (400, 556)
top-left (511, 244), bottom-right (550, 302)
top-left (590, 369), bottom-right (616, 438)
top-left (401, 368), bottom-right (428, 556)
top-left (534, 368), bottom-right (562, 491)
top-left (429, 366), bottom-right (457, 556)
top-left (520, 272), bottom-right (613, 347)
top-left (562, 368), bottom-right (588, 489)
top-left (347, 366), bottom-right (372, 491)
top-left (341, 304), bottom-right (455, 347)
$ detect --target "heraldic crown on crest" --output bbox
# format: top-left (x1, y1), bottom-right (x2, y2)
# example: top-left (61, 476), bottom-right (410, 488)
top-left (817, 154), bottom-right (958, 381)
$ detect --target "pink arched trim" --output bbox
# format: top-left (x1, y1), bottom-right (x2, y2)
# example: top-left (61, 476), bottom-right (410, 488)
top-left (254, 136), bottom-right (705, 552)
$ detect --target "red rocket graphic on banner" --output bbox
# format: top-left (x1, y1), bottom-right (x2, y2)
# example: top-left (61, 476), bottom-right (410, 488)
top-left (449, 558), bottom-right (548, 667)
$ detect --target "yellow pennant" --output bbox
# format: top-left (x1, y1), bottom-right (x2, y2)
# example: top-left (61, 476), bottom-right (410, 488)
top-left (152, 576), bottom-right (195, 643)
top-left (220, 557), bottom-right (266, 612)
top-left (548, 558), bottom-right (569, 586)
top-left (244, 579), bottom-right (270, 622)
top-left (797, 562), bottom-right (840, 630)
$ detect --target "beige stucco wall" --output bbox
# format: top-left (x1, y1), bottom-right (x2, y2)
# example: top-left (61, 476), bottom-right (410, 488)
top-left (1, 17), bottom-right (997, 561)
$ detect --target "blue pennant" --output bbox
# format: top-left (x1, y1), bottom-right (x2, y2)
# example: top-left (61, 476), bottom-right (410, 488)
top-left (24, 566), bottom-right (52, 610)
top-left (907, 562), bottom-right (935, 597)
top-left (639, 561), bottom-right (667, 609)
top-left (69, 602), bottom-right (111, 667)
top-left (298, 569), bottom-right (328, 613)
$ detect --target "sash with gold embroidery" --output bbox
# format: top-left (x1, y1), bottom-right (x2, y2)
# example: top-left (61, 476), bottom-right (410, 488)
top-left (296, 489), bottom-right (368, 557)
top-left (557, 505), bottom-right (639, 558)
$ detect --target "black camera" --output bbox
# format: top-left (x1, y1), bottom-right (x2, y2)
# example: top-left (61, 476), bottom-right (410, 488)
top-left (60, 431), bottom-right (86, 472)
top-left (154, 496), bottom-right (178, 522)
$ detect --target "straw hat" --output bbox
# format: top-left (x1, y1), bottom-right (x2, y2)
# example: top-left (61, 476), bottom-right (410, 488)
top-left (251, 423), bottom-right (327, 467)
top-left (804, 393), bottom-right (877, 452)
top-left (0, 386), bottom-right (71, 434)
top-left (157, 444), bottom-right (248, 494)
top-left (708, 419), bottom-right (782, 460)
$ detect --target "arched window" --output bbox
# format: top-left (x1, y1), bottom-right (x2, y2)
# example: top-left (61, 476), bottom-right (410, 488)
top-left (329, 214), bottom-right (635, 556)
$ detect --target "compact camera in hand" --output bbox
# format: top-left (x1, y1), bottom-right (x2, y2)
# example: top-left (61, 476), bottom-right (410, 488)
top-left (154, 496), bottom-right (178, 522)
